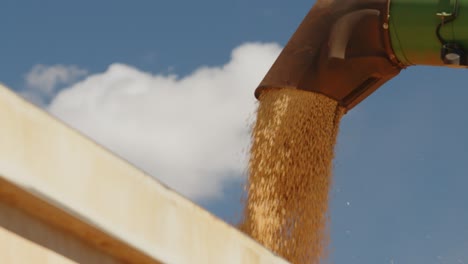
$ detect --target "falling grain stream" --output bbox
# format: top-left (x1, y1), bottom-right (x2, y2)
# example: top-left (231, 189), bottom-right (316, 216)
top-left (242, 89), bottom-right (344, 264)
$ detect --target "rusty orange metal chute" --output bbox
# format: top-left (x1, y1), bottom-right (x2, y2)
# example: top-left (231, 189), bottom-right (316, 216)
top-left (256, 0), bottom-right (468, 111)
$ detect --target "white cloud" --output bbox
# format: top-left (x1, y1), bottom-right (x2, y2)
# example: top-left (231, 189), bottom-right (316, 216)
top-left (24, 64), bottom-right (88, 105)
top-left (48, 42), bottom-right (282, 201)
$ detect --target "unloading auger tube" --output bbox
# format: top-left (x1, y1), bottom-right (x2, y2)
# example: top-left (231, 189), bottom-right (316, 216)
top-left (256, 0), bottom-right (468, 111)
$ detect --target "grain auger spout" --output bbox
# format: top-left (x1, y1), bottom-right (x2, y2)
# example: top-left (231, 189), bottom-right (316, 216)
top-left (256, 0), bottom-right (468, 111)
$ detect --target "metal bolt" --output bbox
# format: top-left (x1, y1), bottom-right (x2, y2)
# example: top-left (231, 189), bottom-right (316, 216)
top-left (444, 53), bottom-right (461, 65)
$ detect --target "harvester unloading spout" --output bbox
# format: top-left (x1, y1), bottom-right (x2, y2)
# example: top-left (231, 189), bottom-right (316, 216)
top-left (256, 0), bottom-right (468, 110)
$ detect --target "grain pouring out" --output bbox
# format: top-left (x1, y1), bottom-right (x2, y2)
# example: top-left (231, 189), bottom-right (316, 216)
top-left (241, 0), bottom-right (468, 262)
top-left (243, 89), bottom-right (343, 263)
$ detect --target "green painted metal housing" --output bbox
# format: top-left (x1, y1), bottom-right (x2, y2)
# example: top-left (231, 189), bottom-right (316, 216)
top-left (389, 0), bottom-right (468, 66)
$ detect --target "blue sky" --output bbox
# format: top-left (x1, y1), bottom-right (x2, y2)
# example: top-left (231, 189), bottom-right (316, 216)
top-left (3, 1), bottom-right (468, 263)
